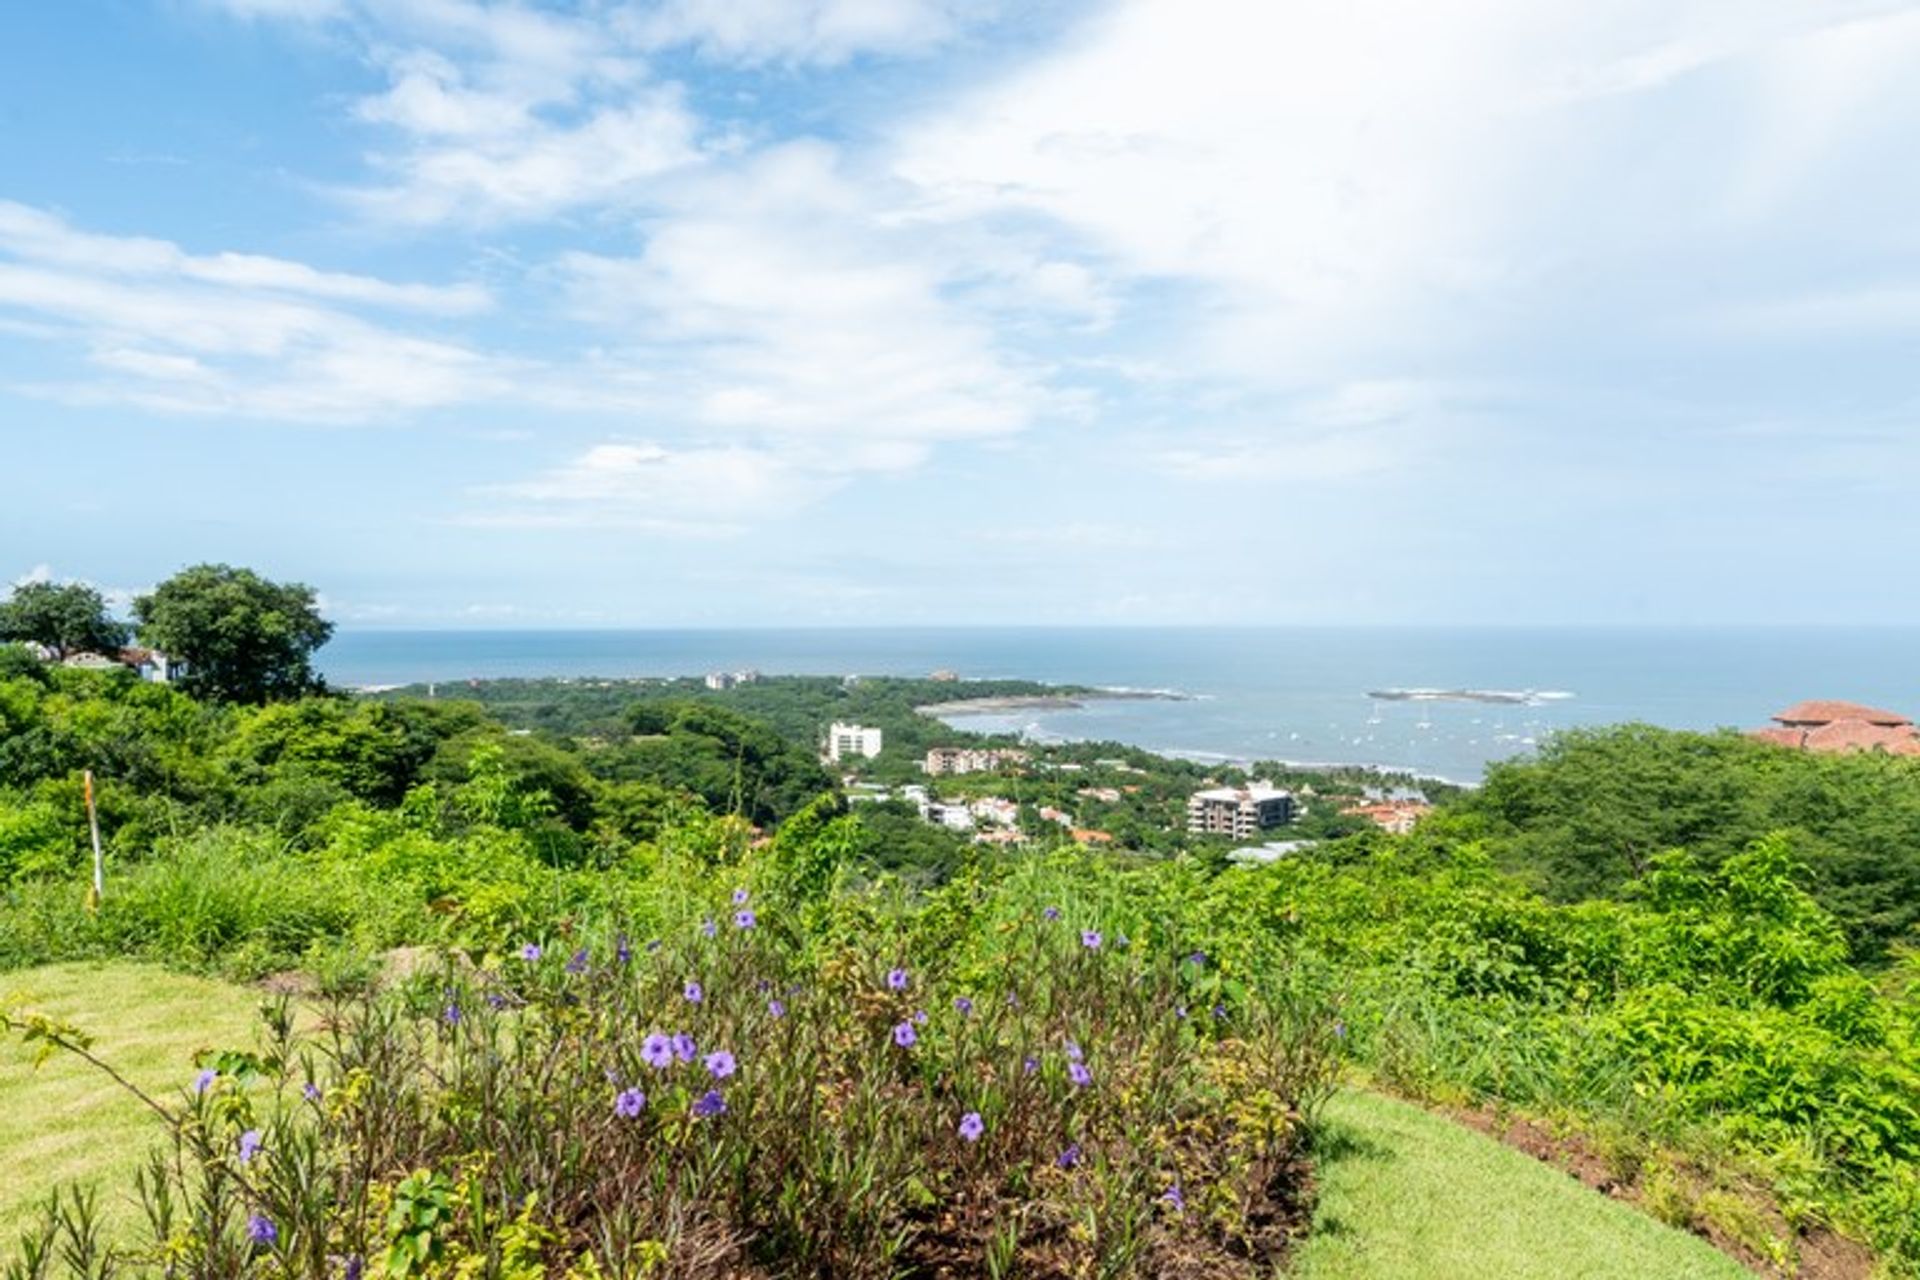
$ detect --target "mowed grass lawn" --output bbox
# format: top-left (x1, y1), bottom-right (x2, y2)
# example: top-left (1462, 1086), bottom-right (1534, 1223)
top-left (0, 962), bottom-right (268, 1240)
top-left (2, 965), bottom-right (1753, 1277)
top-left (1293, 1091), bottom-right (1754, 1279)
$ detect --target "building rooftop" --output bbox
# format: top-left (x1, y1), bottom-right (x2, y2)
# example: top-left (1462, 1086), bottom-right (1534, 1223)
top-left (1772, 700), bottom-right (1911, 728)
top-left (1191, 784), bottom-right (1291, 803)
top-left (1801, 718), bottom-right (1920, 756)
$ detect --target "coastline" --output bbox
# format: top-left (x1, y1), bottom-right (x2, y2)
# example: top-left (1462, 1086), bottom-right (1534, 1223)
top-left (917, 687), bottom-right (1188, 716)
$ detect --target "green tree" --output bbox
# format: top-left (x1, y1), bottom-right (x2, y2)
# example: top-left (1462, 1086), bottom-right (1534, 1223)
top-left (0, 581), bottom-right (129, 657)
top-left (132, 564), bottom-right (333, 704)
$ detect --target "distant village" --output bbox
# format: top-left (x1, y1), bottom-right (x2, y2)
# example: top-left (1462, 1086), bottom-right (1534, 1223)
top-left (13, 641), bottom-right (179, 683)
top-left (814, 706), bottom-right (1433, 859)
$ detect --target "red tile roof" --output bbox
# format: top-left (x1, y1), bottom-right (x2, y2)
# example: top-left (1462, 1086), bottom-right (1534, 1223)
top-left (1772, 700), bottom-right (1911, 728)
top-left (1800, 719), bottom-right (1920, 756)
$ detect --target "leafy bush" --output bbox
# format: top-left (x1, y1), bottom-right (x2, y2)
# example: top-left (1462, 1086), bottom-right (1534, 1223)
top-left (5, 893), bottom-right (1340, 1278)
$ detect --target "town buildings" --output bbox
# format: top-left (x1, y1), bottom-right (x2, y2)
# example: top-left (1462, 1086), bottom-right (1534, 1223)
top-left (824, 722), bottom-right (884, 763)
top-left (1185, 784), bottom-right (1295, 839)
top-left (923, 746), bottom-right (1030, 776)
top-left (703, 669), bottom-right (760, 690)
top-left (1340, 800), bottom-right (1433, 834)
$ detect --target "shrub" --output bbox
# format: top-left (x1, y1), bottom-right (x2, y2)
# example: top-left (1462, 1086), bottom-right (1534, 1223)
top-left (5, 894), bottom-right (1341, 1278)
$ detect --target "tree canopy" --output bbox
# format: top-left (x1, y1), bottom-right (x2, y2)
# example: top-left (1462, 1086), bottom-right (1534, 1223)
top-left (132, 564), bottom-right (333, 705)
top-left (0, 581), bottom-right (128, 657)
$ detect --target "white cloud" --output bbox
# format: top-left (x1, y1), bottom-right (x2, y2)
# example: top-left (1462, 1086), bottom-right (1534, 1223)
top-left (631, 0), bottom-right (989, 66)
top-left (893, 0), bottom-right (1920, 385)
top-left (0, 203), bottom-right (512, 419)
top-left (346, 55), bottom-right (701, 225)
top-left (467, 440), bottom-right (840, 533)
top-left (0, 202), bottom-right (489, 314)
top-left (552, 142), bottom-right (1057, 445)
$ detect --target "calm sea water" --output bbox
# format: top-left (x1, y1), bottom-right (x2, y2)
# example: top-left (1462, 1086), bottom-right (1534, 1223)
top-left (319, 627), bottom-right (1920, 785)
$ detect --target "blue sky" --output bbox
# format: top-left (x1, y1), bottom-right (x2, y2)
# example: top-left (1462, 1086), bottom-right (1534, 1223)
top-left (3, 0), bottom-right (1918, 627)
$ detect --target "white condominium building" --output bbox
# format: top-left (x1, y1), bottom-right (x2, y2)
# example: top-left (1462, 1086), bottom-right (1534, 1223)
top-left (1186, 784), bottom-right (1295, 839)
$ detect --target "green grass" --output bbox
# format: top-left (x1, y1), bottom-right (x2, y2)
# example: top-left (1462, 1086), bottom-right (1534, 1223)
top-left (1292, 1091), bottom-right (1754, 1279)
top-left (0, 962), bottom-right (267, 1240)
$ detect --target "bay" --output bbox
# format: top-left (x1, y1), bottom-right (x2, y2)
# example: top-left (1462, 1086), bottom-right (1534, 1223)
top-left (317, 626), bottom-right (1920, 785)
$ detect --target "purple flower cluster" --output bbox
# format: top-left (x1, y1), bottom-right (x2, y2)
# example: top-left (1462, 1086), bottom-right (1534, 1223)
top-left (614, 1088), bottom-right (646, 1118)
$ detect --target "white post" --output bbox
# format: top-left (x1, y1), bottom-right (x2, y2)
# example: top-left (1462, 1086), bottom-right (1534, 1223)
top-left (84, 769), bottom-right (105, 911)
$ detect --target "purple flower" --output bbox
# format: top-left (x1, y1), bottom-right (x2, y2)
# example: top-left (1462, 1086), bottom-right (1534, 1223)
top-left (913, 1009), bottom-right (928, 1025)
top-left (692, 1089), bottom-right (727, 1118)
top-left (566, 948), bottom-right (590, 975)
top-left (732, 887), bottom-right (750, 905)
top-left (767, 998), bottom-right (786, 1019)
top-left (893, 1021), bottom-right (918, 1048)
top-left (487, 993), bottom-right (509, 1010)
top-left (1212, 1004), bottom-right (1227, 1020)
top-left (519, 943), bottom-right (542, 962)
top-left (704, 1050), bottom-right (736, 1079)
top-left (700, 918), bottom-right (718, 939)
top-left (443, 1004), bottom-right (461, 1026)
top-left (1042, 906), bottom-right (1061, 921)
top-left (193, 1068), bottom-right (217, 1095)
top-left (344, 1256), bottom-right (364, 1280)
top-left (1023, 1057), bottom-right (1039, 1075)
top-left (1057, 1142), bottom-right (1082, 1169)
top-left (1187, 950), bottom-right (1208, 967)
top-left (1176, 1005), bottom-right (1189, 1020)
top-left (1334, 1019), bottom-right (1348, 1039)
top-left (1162, 1183), bottom-right (1186, 1212)
top-left (684, 980), bottom-right (704, 1004)
top-left (615, 934), bottom-right (632, 965)
top-left (302, 1082), bottom-right (322, 1103)
top-left (614, 1087), bottom-right (646, 1118)
top-left (672, 1032), bottom-right (697, 1063)
top-left (1065, 1040), bottom-right (1083, 1062)
top-left (734, 910), bottom-right (756, 930)
top-left (886, 967), bottom-right (909, 991)
top-left (1081, 929), bottom-right (1103, 950)
top-left (958, 1111), bottom-right (985, 1143)
top-left (246, 1213), bottom-right (277, 1245)
top-left (953, 996), bottom-right (974, 1016)
top-left (642, 1033), bottom-right (674, 1069)
top-left (1006, 992), bottom-right (1020, 1009)
top-left (237, 1129), bottom-right (264, 1163)
top-left (1069, 1062), bottom-right (1093, 1088)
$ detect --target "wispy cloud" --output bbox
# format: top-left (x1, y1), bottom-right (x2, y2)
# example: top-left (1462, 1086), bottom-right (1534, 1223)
top-left (0, 202), bottom-right (510, 419)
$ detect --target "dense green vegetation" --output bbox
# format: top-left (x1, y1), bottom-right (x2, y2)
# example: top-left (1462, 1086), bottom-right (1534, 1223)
top-left (4, 637), bottom-right (1920, 1275)
top-left (1467, 724), bottom-right (1920, 962)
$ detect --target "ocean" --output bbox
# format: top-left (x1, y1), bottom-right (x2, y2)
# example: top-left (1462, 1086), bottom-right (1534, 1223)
top-left (317, 627), bottom-right (1920, 785)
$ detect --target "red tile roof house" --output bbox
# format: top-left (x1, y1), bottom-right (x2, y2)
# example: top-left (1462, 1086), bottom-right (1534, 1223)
top-left (1750, 701), bottom-right (1920, 757)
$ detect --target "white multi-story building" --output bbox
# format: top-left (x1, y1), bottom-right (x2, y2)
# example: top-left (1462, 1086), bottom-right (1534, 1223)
top-left (825, 722), bottom-right (884, 763)
top-left (923, 746), bottom-right (1029, 776)
top-left (1186, 784), bottom-right (1295, 839)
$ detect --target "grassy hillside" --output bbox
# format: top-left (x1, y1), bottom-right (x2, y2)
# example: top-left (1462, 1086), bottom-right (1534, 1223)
top-left (0, 962), bottom-right (266, 1239)
top-left (1295, 1092), bottom-right (1752, 1279)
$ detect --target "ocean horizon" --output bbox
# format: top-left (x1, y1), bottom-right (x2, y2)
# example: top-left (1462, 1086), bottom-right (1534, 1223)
top-left (317, 626), bottom-right (1920, 785)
